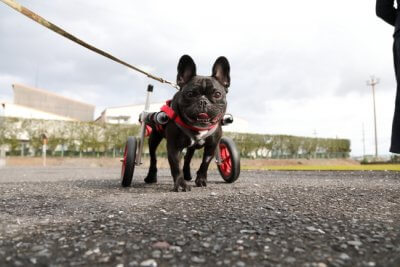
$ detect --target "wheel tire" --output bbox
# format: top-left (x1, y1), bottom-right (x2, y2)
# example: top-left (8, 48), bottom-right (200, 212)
top-left (217, 136), bottom-right (240, 183)
top-left (121, 136), bottom-right (137, 187)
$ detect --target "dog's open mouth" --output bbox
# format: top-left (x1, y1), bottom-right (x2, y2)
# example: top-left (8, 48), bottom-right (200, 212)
top-left (196, 113), bottom-right (211, 123)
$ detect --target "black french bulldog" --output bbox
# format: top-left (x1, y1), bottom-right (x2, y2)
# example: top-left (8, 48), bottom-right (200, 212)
top-left (144, 55), bottom-right (230, 192)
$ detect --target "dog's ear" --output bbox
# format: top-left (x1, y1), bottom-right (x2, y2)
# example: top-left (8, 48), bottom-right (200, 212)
top-left (177, 55), bottom-right (196, 88)
top-left (212, 56), bottom-right (230, 90)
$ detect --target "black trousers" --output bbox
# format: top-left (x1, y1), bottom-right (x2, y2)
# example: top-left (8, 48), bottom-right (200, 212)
top-left (392, 36), bottom-right (400, 153)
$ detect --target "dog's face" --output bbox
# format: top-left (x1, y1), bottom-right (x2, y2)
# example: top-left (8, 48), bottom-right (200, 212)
top-left (177, 76), bottom-right (227, 128)
top-left (173, 55), bottom-right (230, 129)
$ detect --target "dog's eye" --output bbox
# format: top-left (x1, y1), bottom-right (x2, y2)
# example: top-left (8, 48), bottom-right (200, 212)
top-left (187, 91), bottom-right (197, 98)
top-left (213, 92), bottom-right (222, 99)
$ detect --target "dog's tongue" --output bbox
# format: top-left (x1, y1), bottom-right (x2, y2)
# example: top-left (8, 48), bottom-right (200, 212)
top-left (198, 113), bottom-right (209, 119)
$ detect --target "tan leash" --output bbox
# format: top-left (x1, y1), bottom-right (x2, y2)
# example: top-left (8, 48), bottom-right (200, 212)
top-left (0, 0), bottom-right (180, 90)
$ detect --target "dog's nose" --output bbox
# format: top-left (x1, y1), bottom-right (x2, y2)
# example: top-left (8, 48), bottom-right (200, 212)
top-left (199, 99), bottom-right (207, 111)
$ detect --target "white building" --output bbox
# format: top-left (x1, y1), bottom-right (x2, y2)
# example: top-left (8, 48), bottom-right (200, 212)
top-left (13, 83), bottom-right (95, 121)
top-left (1, 83), bottom-right (95, 121)
top-left (1, 101), bottom-right (76, 121)
top-left (95, 103), bottom-right (165, 124)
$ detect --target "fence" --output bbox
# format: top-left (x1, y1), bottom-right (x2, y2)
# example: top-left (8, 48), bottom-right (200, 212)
top-left (0, 117), bottom-right (351, 159)
top-left (225, 132), bottom-right (350, 159)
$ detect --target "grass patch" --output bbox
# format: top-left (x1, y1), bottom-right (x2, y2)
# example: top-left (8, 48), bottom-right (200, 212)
top-left (242, 164), bottom-right (400, 171)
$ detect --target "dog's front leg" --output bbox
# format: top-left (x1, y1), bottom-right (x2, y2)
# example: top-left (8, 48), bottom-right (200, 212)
top-left (195, 143), bottom-right (217, 187)
top-left (144, 130), bottom-right (163, 184)
top-left (183, 147), bottom-right (195, 181)
top-left (167, 144), bottom-right (191, 192)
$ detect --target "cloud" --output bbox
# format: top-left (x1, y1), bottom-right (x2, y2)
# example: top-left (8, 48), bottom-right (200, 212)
top-left (0, 0), bottom-right (397, 156)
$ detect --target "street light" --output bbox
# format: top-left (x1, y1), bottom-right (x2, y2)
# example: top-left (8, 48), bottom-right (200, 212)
top-left (366, 76), bottom-right (379, 158)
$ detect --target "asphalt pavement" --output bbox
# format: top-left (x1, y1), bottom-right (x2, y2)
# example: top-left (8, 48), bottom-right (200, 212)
top-left (0, 167), bottom-right (399, 267)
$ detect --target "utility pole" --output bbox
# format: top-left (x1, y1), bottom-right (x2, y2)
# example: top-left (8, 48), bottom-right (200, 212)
top-left (366, 76), bottom-right (379, 159)
top-left (362, 123), bottom-right (366, 159)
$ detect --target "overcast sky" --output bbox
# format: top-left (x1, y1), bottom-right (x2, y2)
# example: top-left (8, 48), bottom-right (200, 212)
top-left (0, 0), bottom-right (397, 156)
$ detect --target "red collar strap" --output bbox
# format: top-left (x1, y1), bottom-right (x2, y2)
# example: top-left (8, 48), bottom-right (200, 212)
top-left (160, 100), bottom-right (218, 132)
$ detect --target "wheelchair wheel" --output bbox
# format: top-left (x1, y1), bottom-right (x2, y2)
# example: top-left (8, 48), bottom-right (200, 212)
top-left (217, 136), bottom-right (240, 183)
top-left (121, 136), bottom-right (137, 187)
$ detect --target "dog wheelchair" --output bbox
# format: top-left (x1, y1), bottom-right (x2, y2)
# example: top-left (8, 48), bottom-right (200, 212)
top-left (120, 84), bottom-right (240, 187)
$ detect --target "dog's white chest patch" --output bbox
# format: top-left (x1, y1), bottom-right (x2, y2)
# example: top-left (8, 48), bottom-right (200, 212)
top-left (196, 130), bottom-right (209, 139)
top-left (190, 130), bottom-right (210, 146)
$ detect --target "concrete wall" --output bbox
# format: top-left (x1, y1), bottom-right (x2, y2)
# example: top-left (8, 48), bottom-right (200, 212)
top-left (1, 102), bottom-right (75, 121)
top-left (12, 84), bottom-right (95, 121)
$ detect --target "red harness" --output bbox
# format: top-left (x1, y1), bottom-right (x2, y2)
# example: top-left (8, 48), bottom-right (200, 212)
top-left (160, 100), bottom-right (219, 132)
top-left (145, 100), bottom-right (221, 138)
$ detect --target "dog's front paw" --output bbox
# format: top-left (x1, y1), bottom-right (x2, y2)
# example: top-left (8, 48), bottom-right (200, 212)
top-left (172, 177), bottom-right (191, 192)
top-left (183, 167), bottom-right (192, 181)
top-left (195, 175), bottom-right (207, 187)
top-left (144, 168), bottom-right (157, 184)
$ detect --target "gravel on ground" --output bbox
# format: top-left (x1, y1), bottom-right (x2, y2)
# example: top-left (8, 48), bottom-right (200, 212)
top-left (0, 167), bottom-right (399, 267)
